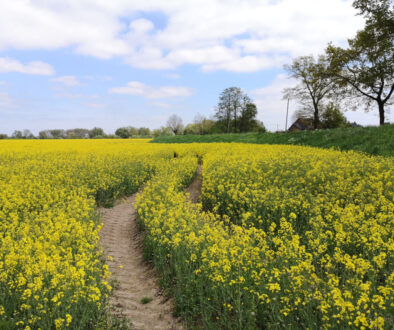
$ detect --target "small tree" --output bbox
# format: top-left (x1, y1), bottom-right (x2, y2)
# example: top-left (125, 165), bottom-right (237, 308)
top-left (89, 127), bottom-right (105, 138)
top-left (321, 103), bottom-right (349, 129)
top-left (283, 55), bottom-right (336, 129)
top-left (184, 123), bottom-right (200, 135)
top-left (153, 126), bottom-right (174, 137)
top-left (167, 115), bottom-right (184, 135)
top-left (22, 129), bottom-right (34, 139)
top-left (138, 127), bottom-right (151, 136)
top-left (128, 126), bottom-right (138, 137)
top-left (239, 102), bottom-right (258, 132)
top-left (115, 127), bottom-right (131, 138)
top-left (66, 128), bottom-right (90, 139)
top-left (48, 129), bottom-right (66, 139)
top-left (11, 130), bottom-right (23, 139)
top-left (39, 130), bottom-right (49, 139)
top-left (0, 134), bottom-right (8, 139)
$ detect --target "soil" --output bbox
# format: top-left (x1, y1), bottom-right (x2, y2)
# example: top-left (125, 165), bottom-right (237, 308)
top-left (185, 164), bottom-right (202, 203)
top-left (99, 194), bottom-right (182, 330)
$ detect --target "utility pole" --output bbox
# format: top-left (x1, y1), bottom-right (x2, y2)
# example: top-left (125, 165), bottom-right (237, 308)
top-left (285, 98), bottom-right (290, 131)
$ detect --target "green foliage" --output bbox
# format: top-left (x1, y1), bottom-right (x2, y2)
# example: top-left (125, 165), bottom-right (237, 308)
top-left (138, 127), bottom-right (151, 136)
top-left (89, 127), bottom-right (105, 138)
top-left (215, 87), bottom-right (260, 133)
top-left (115, 126), bottom-right (139, 138)
top-left (152, 124), bottom-right (394, 157)
top-left (320, 103), bottom-right (349, 129)
top-left (326, 0), bottom-right (394, 125)
top-left (153, 126), bottom-right (174, 137)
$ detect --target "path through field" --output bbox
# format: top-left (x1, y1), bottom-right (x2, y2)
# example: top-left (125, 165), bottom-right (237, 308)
top-left (185, 164), bottom-right (202, 203)
top-left (99, 194), bottom-right (182, 329)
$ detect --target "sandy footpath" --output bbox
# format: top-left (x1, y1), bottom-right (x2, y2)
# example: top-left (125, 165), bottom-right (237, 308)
top-left (99, 194), bottom-right (182, 329)
top-left (99, 165), bottom-right (202, 329)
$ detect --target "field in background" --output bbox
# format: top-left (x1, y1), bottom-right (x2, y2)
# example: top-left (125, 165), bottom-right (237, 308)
top-left (152, 124), bottom-right (394, 157)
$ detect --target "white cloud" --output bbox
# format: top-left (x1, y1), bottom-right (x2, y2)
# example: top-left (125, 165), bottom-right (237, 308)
top-left (0, 57), bottom-right (54, 75)
top-left (109, 81), bottom-right (194, 99)
top-left (129, 18), bottom-right (154, 34)
top-left (50, 76), bottom-right (80, 86)
top-left (0, 0), bottom-right (364, 72)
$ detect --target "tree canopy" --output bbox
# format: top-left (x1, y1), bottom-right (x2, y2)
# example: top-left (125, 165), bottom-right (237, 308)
top-left (215, 87), bottom-right (260, 133)
top-left (326, 0), bottom-right (394, 125)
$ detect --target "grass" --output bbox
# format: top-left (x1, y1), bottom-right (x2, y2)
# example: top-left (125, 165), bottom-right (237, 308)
top-left (140, 297), bottom-right (153, 304)
top-left (152, 124), bottom-right (394, 157)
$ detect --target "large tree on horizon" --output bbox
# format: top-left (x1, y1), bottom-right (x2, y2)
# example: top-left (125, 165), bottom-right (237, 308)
top-left (215, 87), bottom-right (257, 133)
top-left (326, 0), bottom-right (394, 125)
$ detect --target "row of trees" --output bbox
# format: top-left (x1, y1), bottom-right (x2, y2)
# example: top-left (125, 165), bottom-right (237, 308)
top-left (2, 127), bottom-right (152, 139)
top-left (284, 0), bottom-right (393, 128)
top-left (7, 128), bottom-right (108, 139)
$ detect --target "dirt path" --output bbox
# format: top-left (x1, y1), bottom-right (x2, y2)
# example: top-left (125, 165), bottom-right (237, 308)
top-left (185, 164), bottom-right (202, 203)
top-left (99, 194), bottom-right (182, 330)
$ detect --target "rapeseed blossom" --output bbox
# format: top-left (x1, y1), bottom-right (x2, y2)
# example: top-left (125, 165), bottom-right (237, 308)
top-left (1, 140), bottom-right (392, 329)
top-left (136, 143), bottom-right (393, 329)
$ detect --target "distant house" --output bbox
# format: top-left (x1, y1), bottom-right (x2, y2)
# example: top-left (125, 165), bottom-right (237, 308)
top-left (288, 118), bottom-right (314, 132)
top-left (350, 122), bottom-right (362, 128)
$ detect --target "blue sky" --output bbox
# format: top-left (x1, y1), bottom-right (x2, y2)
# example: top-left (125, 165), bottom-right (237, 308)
top-left (0, 0), bottom-right (391, 134)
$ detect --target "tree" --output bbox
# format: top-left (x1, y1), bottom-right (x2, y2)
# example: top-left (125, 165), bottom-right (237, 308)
top-left (239, 102), bottom-right (258, 132)
top-left (215, 87), bottom-right (251, 133)
top-left (321, 103), bottom-right (349, 129)
top-left (115, 127), bottom-right (131, 138)
top-left (167, 114), bottom-right (184, 135)
top-left (39, 130), bottom-right (49, 139)
top-left (48, 129), bottom-right (66, 139)
top-left (66, 128), bottom-right (90, 139)
top-left (192, 114), bottom-right (215, 135)
top-left (138, 127), bottom-right (151, 136)
top-left (152, 126), bottom-right (173, 137)
top-left (11, 130), bottom-right (23, 139)
top-left (283, 55), bottom-right (336, 129)
top-left (326, 0), bottom-right (393, 125)
top-left (128, 126), bottom-right (138, 137)
top-left (22, 129), bottom-right (34, 139)
top-left (89, 127), bottom-right (105, 138)
top-left (115, 126), bottom-right (138, 138)
top-left (0, 134), bottom-right (8, 139)
top-left (184, 123), bottom-right (200, 135)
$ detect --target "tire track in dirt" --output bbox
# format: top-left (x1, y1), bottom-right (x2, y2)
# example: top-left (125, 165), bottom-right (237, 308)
top-left (99, 194), bottom-right (182, 330)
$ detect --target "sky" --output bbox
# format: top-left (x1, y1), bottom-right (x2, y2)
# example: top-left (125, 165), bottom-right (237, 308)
top-left (0, 0), bottom-right (391, 135)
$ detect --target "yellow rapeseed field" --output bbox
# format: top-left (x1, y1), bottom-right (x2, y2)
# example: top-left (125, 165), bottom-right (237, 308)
top-left (0, 140), bottom-right (175, 329)
top-left (1, 140), bottom-right (392, 329)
